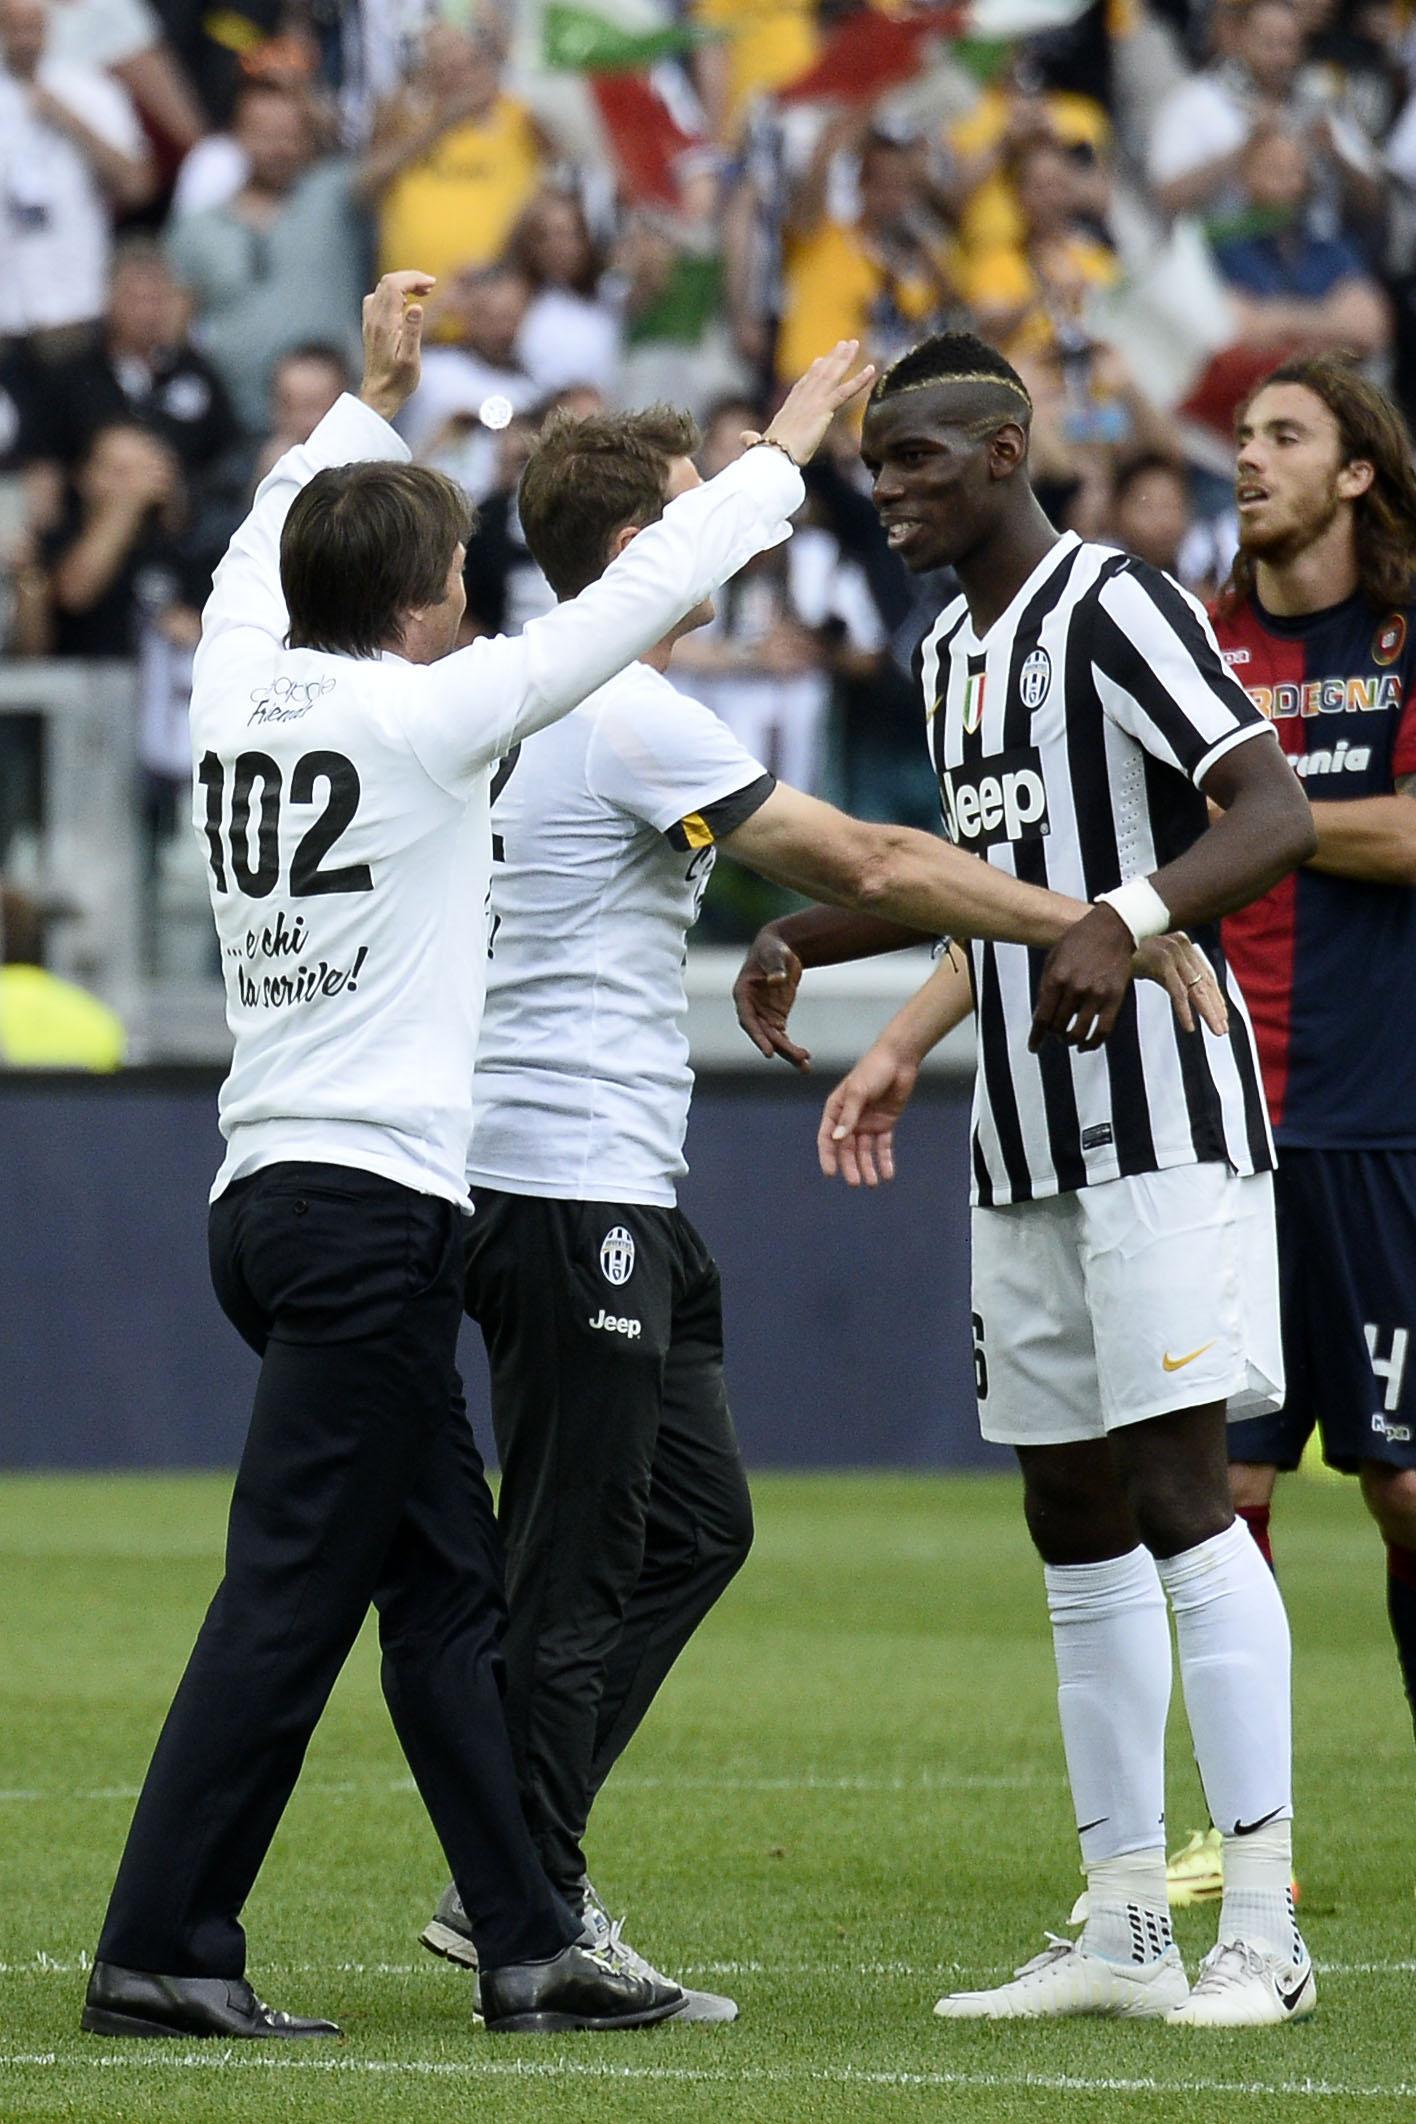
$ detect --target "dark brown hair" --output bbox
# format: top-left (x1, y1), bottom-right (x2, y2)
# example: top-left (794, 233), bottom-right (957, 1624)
top-left (281, 462), bottom-right (474, 657)
top-left (1224, 354), bottom-right (1416, 613)
top-left (503, 185), bottom-right (603, 298)
top-left (518, 405), bottom-right (701, 598)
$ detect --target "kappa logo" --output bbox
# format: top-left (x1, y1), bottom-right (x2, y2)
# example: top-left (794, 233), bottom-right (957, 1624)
top-left (600, 1225), bottom-right (635, 1286)
top-left (1019, 647), bottom-right (1052, 710)
top-left (939, 745), bottom-right (1049, 850)
top-left (1221, 647), bottom-right (1251, 667)
top-left (589, 1309), bottom-right (642, 1340)
top-left (1372, 1412), bottom-right (1413, 1443)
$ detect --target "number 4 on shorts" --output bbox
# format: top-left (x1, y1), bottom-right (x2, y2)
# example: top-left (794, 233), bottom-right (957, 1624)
top-left (1365, 1324), bottom-right (1410, 1413)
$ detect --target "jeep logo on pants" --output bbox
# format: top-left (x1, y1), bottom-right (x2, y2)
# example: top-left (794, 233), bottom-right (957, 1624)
top-left (939, 746), bottom-right (1050, 850)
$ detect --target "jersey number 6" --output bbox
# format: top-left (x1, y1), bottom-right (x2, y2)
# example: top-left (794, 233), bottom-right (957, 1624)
top-left (197, 750), bottom-right (373, 898)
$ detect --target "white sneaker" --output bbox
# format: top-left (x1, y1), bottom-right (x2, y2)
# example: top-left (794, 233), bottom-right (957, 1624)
top-left (1167, 1939), bottom-right (1316, 2026)
top-left (933, 1935), bottom-right (1189, 2021)
top-left (580, 1883), bottom-right (738, 2024)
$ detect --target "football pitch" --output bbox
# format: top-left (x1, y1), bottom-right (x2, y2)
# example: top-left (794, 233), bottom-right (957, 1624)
top-left (1, 1470), bottom-right (1410, 2123)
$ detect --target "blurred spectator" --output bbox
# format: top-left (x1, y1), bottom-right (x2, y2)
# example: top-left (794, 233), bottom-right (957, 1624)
top-left (1147, 0), bottom-right (1383, 236)
top-left (0, 0), bottom-right (155, 343)
top-left (248, 341), bottom-right (350, 485)
top-left (775, 114), bottom-right (962, 388)
top-left (505, 185), bottom-right (622, 398)
top-left (670, 399), bottom-right (838, 794)
top-left (1106, 449), bottom-right (1237, 597)
top-left (170, 29), bottom-right (337, 220)
top-left (1108, 450), bottom-right (1192, 571)
top-left (165, 81), bottom-right (364, 432)
top-left (361, 22), bottom-right (549, 292)
top-left (1209, 126), bottom-right (1389, 354)
top-left (46, 0), bottom-right (205, 156)
top-left (398, 264), bottom-right (539, 496)
top-left (0, 508), bottom-right (48, 656)
top-left (963, 136), bottom-right (1118, 358)
top-left (18, 237), bottom-right (238, 532)
top-left (1013, 341), bottom-right (1176, 537)
top-left (44, 422), bottom-right (187, 655)
top-left (0, 882), bottom-right (125, 1067)
top-left (615, 204), bottom-right (748, 423)
top-left (945, 42), bottom-right (1111, 261)
top-left (693, 0), bottom-right (817, 146)
top-left (460, 408), bottom-right (555, 642)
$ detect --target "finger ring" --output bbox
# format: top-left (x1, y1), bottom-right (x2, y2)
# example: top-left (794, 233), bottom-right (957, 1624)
top-left (1185, 974), bottom-right (1204, 988)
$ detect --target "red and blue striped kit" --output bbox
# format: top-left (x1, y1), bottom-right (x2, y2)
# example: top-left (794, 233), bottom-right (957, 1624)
top-left (1218, 591), bottom-right (1416, 1148)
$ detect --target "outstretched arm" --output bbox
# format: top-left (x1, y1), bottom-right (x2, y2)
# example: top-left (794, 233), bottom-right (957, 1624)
top-left (410, 344), bottom-right (876, 783)
top-left (724, 785), bottom-right (1228, 1062)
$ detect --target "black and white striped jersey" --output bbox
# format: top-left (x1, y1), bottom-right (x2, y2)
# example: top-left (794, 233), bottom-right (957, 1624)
top-left (922, 531), bottom-right (1277, 1208)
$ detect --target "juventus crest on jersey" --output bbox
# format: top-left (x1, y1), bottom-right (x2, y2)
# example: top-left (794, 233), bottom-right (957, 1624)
top-left (922, 531), bottom-right (1277, 1208)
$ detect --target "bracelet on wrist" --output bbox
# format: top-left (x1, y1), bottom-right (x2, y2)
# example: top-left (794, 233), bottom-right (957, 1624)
top-left (751, 436), bottom-right (800, 469)
top-left (1095, 876), bottom-right (1171, 946)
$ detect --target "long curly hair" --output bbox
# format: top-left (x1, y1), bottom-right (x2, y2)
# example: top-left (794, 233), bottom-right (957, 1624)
top-left (1222, 354), bottom-right (1416, 614)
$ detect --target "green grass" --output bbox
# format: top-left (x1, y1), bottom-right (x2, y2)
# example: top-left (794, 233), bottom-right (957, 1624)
top-left (0, 1471), bottom-right (1410, 2123)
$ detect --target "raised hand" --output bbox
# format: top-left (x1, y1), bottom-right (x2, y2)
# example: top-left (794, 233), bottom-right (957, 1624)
top-left (359, 270), bottom-right (436, 422)
top-left (818, 1041), bottom-right (919, 1187)
top-left (733, 930), bottom-right (810, 1070)
top-left (761, 341), bottom-right (877, 468)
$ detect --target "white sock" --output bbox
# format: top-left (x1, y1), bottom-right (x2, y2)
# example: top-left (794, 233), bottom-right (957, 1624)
top-left (1156, 1518), bottom-right (1293, 1832)
top-left (1081, 1850), bottom-right (1174, 1966)
top-left (1220, 1822), bottom-right (1304, 1963)
top-left (1044, 1546), bottom-right (1174, 1962)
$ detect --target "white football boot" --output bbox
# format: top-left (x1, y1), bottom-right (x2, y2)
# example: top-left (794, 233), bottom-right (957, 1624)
top-left (934, 1933), bottom-right (1190, 2020)
top-left (1167, 1939), bottom-right (1316, 2026)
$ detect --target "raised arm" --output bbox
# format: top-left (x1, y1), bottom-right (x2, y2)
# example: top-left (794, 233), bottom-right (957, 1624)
top-left (194, 271), bottom-right (432, 687)
top-left (413, 344), bottom-right (876, 776)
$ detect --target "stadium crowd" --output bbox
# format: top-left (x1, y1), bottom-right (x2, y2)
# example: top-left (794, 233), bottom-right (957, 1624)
top-left (1, 0), bottom-right (1414, 965)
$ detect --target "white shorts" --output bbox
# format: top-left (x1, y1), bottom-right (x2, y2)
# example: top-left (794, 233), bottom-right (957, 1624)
top-left (969, 1164), bottom-right (1284, 1448)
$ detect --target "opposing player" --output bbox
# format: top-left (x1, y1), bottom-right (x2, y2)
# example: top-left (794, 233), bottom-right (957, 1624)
top-left (416, 403), bottom-right (1226, 2007)
top-left (82, 280), bottom-right (877, 2042)
top-left (738, 333), bottom-right (1321, 2027)
top-left (1161, 357), bottom-right (1416, 1902)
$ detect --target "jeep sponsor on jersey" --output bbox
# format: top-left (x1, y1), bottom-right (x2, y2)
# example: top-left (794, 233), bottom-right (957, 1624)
top-left (939, 745), bottom-right (1050, 851)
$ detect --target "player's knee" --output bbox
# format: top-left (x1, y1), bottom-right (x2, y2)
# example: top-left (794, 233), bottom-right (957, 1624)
top-left (1360, 1462), bottom-right (1416, 1548)
top-left (1022, 1469), bottom-right (1133, 1566)
top-left (1128, 1465), bottom-right (1232, 1560)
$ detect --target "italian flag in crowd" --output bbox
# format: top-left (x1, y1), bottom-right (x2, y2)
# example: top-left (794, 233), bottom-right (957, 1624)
top-left (539, 0), bottom-right (1092, 202)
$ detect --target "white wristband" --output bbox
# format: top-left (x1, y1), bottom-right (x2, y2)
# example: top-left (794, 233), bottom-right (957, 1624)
top-left (1096, 877), bottom-right (1171, 945)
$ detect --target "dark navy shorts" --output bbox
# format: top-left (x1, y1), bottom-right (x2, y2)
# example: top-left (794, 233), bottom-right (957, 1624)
top-left (1229, 1147), bottom-right (1416, 1474)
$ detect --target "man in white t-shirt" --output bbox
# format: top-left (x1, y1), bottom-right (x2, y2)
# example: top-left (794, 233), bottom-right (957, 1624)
top-left (82, 276), bottom-right (881, 2046)
top-left (1147, 0), bottom-right (1378, 230)
top-left (417, 403), bottom-right (1228, 2005)
top-left (0, 0), bottom-right (153, 338)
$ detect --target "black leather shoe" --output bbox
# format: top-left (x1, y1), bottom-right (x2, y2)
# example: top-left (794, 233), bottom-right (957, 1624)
top-left (480, 1940), bottom-right (685, 2034)
top-left (81, 1960), bottom-right (342, 2040)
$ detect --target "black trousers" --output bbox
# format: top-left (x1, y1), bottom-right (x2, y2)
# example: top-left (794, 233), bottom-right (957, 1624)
top-left (466, 1190), bottom-right (754, 1899)
top-left (97, 1163), bottom-right (578, 1979)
